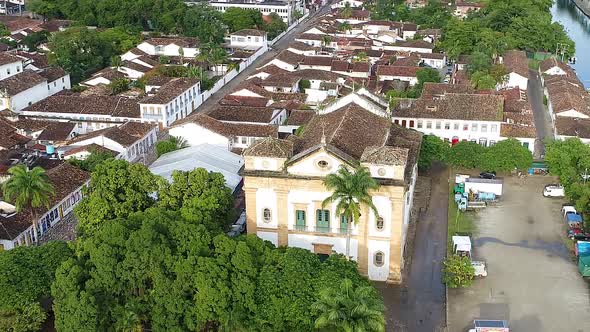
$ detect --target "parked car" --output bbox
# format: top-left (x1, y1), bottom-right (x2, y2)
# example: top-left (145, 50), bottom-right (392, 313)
top-left (543, 184), bottom-right (565, 197)
top-left (562, 205), bottom-right (577, 217)
top-left (471, 260), bottom-right (488, 277)
top-left (479, 171), bottom-right (497, 179)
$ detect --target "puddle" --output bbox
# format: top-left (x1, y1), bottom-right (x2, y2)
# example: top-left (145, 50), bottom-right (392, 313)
top-left (474, 236), bottom-right (570, 260)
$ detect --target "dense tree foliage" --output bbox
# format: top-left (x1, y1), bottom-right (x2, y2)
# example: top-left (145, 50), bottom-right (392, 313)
top-left (440, 0), bottom-right (575, 59)
top-left (158, 168), bottom-right (235, 233)
top-left (264, 13), bottom-right (288, 40)
top-left (223, 8), bottom-right (264, 33)
top-left (480, 139), bottom-right (533, 172)
top-left (312, 278), bottom-right (385, 332)
top-left (545, 138), bottom-right (590, 215)
top-left (67, 149), bottom-right (115, 172)
top-left (21, 31), bottom-right (49, 52)
top-left (418, 135), bottom-right (449, 170)
top-left (182, 4), bottom-right (226, 44)
top-left (445, 141), bottom-right (485, 169)
top-left (51, 208), bottom-right (377, 331)
top-left (372, 0), bottom-right (451, 29)
top-left (386, 68), bottom-right (440, 99)
top-left (442, 255), bottom-right (474, 288)
top-left (0, 242), bottom-right (73, 331)
top-left (74, 159), bottom-right (160, 237)
top-left (48, 27), bottom-right (139, 83)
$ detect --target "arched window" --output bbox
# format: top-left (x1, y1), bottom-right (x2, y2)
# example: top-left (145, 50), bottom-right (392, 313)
top-left (374, 251), bottom-right (384, 267)
top-left (376, 216), bottom-right (384, 231)
top-left (263, 208), bottom-right (272, 223)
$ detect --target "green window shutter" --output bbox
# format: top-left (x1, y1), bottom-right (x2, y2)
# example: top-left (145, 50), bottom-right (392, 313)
top-left (296, 210), bottom-right (306, 227)
top-left (316, 209), bottom-right (330, 232)
top-left (340, 215), bottom-right (348, 234)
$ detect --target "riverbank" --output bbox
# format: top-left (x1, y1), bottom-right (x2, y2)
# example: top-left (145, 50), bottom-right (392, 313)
top-left (572, 0), bottom-right (590, 18)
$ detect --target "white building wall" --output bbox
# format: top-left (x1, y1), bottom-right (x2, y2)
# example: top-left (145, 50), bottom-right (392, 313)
top-left (392, 117), bottom-right (503, 146)
top-left (367, 240), bottom-right (390, 281)
top-left (499, 72), bottom-right (528, 90)
top-left (257, 231), bottom-right (279, 246)
top-left (9, 82), bottom-right (49, 112)
top-left (288, 234), bottom-right (359, 260)
top-left (168, 124), bottom-right (230, 150)
top-left (46, 75), bottom-right (71, 95)
top-left (0, 60), bottom-right (22, 80)
top-left (230, 35), bottom-right (267, 48)
top-left (256, 188), bottom-right (278, 228)
top-left (207, 2), bottom-right (294, 24)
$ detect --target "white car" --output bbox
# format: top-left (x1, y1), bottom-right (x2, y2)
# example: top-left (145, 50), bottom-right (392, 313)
top-left (471, 260), bottom-right (487, 277)
top-left (543, 184), bottom-right (565, 197)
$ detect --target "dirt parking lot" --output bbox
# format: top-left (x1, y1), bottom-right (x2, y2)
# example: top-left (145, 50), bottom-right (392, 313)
top-left (448, 175), bottom-right (590, 332)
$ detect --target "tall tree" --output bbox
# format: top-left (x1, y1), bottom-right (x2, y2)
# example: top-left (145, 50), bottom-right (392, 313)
top-left (74, 159), bottom-right (160, 237)
top-left (322, 166), bottom-right (380, 259)
top-left (419, 135), bottom-right (449, 170)
top-left (312, 278), bottom-right (385, 332)
top-left (2, 165), bottom-right (54, 240)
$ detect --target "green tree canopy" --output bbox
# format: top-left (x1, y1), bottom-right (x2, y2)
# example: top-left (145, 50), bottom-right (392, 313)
top-left (480, 138), bottom-right (533, 172)
top-left (48, 27), bottom-right (139, 83)
top-left (470, 71), bottom-right (497, 89)
top-left (418, 135), bottom-right (449, 170)
top-left (223, 8), bottom-right (263, 33)
top-left (312, 278), bottom-right (385, 332)
top-left (0, 242), bottom-right (73, 331)
top-left (263, 12), bottom-right (287, 40)
top-left (157, 168), bottom-right (235, 233)
top-left (74, 159), bottom-right (160, 237)
top-left (445, 141), bottom-right (485, 169)
top-left (442, 255), bottom-right (474, 288)
top-left (52, 208), bottom-right (376, 331)
top-left (67, 149), bottom-right (115, 172)
top-left (182, 4), bottom-right (226, 44)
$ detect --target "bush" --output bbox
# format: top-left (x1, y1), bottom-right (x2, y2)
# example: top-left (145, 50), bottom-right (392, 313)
top-left (418, 135), bottom-right (449, 170)
top-left (156, 140), bottom-right (177, 157)
top-left (442, 255), bottom-right (474, 288)
top-left (445, 141), bottom-right (485, 169)
top-left (480, 138), bottom-right (532, 172)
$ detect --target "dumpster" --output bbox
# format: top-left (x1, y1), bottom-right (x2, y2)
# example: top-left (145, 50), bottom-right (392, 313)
top-left (579, 255), bottom-right (590, 277)
top-left (576, 241), bottom-right (590, 257)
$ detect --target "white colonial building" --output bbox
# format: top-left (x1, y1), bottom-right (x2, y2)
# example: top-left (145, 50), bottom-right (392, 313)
top-left (242, 102), bottom-right (422, 282)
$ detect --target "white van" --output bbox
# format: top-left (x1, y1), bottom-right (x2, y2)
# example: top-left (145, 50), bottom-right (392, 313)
top-left (543, 184), bottom-right (565, 197)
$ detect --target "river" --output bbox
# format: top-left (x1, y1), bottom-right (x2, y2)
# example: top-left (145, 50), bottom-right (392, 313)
top-left (551, 0), bottom-right (590, 87)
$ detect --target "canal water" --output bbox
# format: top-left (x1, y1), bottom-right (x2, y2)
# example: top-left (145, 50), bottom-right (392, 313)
top-left (551, 0), bottom-right (590, 87)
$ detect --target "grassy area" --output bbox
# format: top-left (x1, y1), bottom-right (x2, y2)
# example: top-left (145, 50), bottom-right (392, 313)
top-left (447, 178), bottom-right (476, 255)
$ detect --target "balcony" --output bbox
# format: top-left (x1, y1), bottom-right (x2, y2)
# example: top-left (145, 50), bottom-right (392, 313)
top-left (293, 225), bottom-right (348, 235)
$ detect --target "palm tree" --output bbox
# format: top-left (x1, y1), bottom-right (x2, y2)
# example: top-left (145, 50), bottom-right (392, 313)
top-left (354, 51), bottom-right (368, 62)
top-left (2, 165), bottom-right (54, 241)
top-left (341, 3), bottom-right (353, 19)
top-left (322, 35), bottom-right (332, 47)
top-left (322, 166), bottom-right (379, 259)
top-left (312, 278), bottom-right (385, 332)
top-left (338, 22), bottom-right (351, 34)
top-left (209, 46), bottom-right (228, 76)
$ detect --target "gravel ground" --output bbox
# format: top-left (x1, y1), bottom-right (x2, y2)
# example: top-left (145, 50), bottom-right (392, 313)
top-left (448, 175), bottom-right (590, 332)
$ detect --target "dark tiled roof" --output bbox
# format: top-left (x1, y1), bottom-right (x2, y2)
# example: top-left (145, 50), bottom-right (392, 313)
top-left (288, 41), bottom-right (318, 51)
top-left (263, 73), bottom-right (301, 87)
top-left (140, 78), bottom-right (199, 104)
top-left (376, 65), bottom-right (420, 77)
top-left (295, 69), bottom-right (343, 81)
top-left (500, 123), bottom-right (536, 138)
top-left (555, 117), bottom-right (590, 139)
top-left (360, 146), bottom-right (408, 166)
top-left (69, 122), bottom-right (156, 147)
top-left (275, 50), bottom-right (304, 66)
top-left (219, 95), bottom-right (269, 107)
top-left (0, 16), bottom-right (42, 32)
top-left (351, 62), bottom-right (370, 72)
top-left (23, 95), bottom-right (141, 118)
top-left (395, 93), bottom-right (504, 121)
top-left (144, 37), bottom-right (199, 48)
top-left (331, 60), bottom-right (350, 72)
top-left (244, 136), bottom-right (293, 158)
top-left (0, 162), bottom-right (89, 241)
top-left (302, 56), bottom-right (334, 66)
top-left (0, 52), bottom-right (21, 66)
top-left (0, 70), bottom-right (46, 96)
top-left (64, 143), bottom-right (117, 157)
top-left (0, 119), bottom-right (29, 149)
top-left (232, 29), bottom-right (267, 37)
top-left (37, 67), bottom-right (67, 82)
top-left (394, 40), bottom-right (434, 49)
top-left (286, 109), bottom-right (315, 126)
top-left (421, 83), bottom-right (473, 97)
top-left (209, 106), bottom-right (278, 124)
top-left (502, 50), bottom-right (529, 78)
top-left (540, 58), bottom-right (573, 74)
top-left (173, 113), bottom-right (277, 138)
top-left (37, 122), bottom-right (75, 141)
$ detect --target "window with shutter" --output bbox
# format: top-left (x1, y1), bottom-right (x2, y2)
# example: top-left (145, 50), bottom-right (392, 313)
top-left (316, 209), bottom-right (330, 233)
top-left (340, 215), bottom-right (348, 234)
top-left (296, 210), bottom-right (306, 230)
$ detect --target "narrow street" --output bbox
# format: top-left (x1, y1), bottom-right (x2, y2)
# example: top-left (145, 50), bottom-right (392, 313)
top-left (196, 5), bottom-right (332, 115)
top-left (528, 69), bottom-right (554, 158)
top-left (377, 165), bottom-right (448, 331)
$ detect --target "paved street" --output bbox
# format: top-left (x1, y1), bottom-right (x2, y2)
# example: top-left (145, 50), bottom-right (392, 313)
top-left (528, 69), bottom-right (554, 158)
top-left (448, 176), bottom-right (590, 331)
top-left (196, 5), bottom-right (331, 115)
top-left (377, 165), bottom-right (448, 332)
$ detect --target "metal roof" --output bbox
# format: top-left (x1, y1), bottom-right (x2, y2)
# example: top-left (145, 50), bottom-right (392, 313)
top-left (149, 144), bottom-right (244, 192)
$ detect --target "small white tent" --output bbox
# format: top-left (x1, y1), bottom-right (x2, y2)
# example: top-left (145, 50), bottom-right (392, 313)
top-left (452, 235), bottom-right (472, 254)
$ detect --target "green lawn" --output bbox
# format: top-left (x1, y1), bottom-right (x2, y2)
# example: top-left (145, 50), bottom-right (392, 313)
top-left (447, 179), bottom-right (476, 255)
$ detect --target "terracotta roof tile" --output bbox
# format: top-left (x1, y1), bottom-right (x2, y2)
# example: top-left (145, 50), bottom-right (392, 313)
top-left (502, 50), bottom-right (529, 78)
